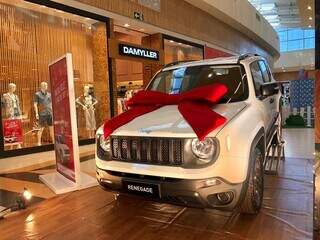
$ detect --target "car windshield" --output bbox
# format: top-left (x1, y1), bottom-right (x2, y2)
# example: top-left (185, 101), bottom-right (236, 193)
top-left (147, 65), bottom-right (248, 103)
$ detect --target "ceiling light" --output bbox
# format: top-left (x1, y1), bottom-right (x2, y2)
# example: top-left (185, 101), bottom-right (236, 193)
top-left (124, 23), bottom-right (130, 27)
top-left (169, 40), bottom-right (174, 43)
top-left (260, 3), bottom-right (276, 12)
top-left (265, 15), bottom-right (279, 20)
top-left (309, 17), bottom-right (313, 20)
top-left (178, 42), bottom-right (182, 45)
top-left (308, 6), bottom-right (312, 10)
top-left (309, 25), bottom-right (312, 28)
top-left (270, 22), bottom-right (280, 27)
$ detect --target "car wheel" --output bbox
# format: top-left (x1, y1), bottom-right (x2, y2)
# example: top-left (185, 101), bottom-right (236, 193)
top-left (239, 147), bottom-right (264, 214)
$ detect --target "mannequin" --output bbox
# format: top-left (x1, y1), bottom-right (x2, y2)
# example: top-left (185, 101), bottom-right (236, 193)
top-left (34, 82), bottom-right (54, 146)
top-left (76, 85), bottom-right (98, 138)
top-left (2, 83), bottom-right (21, 119)
top-left (2, 83), bottom-right (22, 149)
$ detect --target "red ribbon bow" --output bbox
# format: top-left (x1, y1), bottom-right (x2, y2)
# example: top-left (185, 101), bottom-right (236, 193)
top-left (104, 83), bottom-right (228, 141)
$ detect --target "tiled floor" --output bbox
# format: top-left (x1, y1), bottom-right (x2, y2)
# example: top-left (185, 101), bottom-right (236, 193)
top-left (0, 145), bottom-right (96, 209)
top-left (283, 128), bottom-right (315, 159)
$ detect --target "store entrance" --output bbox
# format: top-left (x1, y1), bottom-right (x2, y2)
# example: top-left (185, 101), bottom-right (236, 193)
top-left (114, 25), bottom-right (154, 114)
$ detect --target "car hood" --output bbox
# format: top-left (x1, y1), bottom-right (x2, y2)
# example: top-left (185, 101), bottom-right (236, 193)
top-left (110, 102), bottom-right (248, 138)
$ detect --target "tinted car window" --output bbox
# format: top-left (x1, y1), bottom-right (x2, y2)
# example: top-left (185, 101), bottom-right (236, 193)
top-left (258, 61), bottom-right (271, 82)
top-left (148, 65), bottom-right (248, 103)
top-left (250, 61), bottom-right (264, 96)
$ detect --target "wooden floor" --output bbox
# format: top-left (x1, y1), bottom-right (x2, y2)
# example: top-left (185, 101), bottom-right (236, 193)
top-left (0, 156), bottom-right (314, 240)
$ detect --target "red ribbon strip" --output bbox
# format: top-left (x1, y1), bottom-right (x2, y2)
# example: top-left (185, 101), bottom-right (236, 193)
top-left (104, 83), bottom-right (228, 141)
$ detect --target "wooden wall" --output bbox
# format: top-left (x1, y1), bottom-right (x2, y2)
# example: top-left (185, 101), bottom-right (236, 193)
top-left (77, 0), bottom-right (274, 62)
top-left (114, 32), bottom-right (143, 84)
top-left (0, 1), bottom-right (110, 148)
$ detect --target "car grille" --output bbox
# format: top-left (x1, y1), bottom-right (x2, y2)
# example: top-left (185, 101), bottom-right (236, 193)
top-left (110, 136), bottom-right (184, 166)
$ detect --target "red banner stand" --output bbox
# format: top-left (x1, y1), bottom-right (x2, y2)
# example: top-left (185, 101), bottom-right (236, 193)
top-left (40, 53), bottom-right (97, 194)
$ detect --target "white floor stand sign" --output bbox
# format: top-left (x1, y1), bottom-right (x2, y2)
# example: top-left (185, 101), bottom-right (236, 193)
top-left (40, 53), bottom-right (97, 194)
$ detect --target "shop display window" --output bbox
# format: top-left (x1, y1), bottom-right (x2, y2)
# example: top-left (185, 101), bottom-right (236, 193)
top-left (0, 0), bottom-right (110, 151)
top-left (164, 38), bottom-right (203, 64)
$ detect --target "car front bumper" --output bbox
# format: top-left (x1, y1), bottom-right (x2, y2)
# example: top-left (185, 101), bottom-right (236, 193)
top-left (96, 167), bottom-right (244, 210)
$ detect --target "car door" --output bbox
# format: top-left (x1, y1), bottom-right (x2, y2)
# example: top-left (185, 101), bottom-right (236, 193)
top-left (250, 61), bottom-right (273, 134)
top-left (258, 60), bottom-right (278, 132)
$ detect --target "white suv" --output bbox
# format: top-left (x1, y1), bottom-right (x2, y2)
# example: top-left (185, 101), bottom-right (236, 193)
top-left (96, 54), bottom-right (281, 214)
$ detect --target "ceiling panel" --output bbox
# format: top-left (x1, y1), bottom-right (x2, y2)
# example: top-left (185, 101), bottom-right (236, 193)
top-left (249, 0), bottom-right (314, 29)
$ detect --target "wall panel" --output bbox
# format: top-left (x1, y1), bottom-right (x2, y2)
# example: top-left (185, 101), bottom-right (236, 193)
top-left (77, 0), bottom-right (274, 62)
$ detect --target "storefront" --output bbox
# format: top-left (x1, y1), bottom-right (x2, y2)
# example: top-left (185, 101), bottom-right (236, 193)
top-left (107, 24), bottom-right (205, 114)
top-left (0, 0), bottom-right (112, 157)
top-left (0, 0), bottom-right (226, 158)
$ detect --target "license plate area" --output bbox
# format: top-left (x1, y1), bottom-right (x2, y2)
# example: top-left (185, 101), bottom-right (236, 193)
top-left (122, 180), bottom-right (160, 198)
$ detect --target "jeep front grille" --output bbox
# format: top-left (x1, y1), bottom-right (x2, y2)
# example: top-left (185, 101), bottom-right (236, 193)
top-left (110, 136), bottom-right (184, 166)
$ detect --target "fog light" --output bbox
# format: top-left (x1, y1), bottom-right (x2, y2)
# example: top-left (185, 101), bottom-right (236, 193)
top-left (205, 178), bottom-right (221, 187)
top-left (216, 191), bottom-right (234, 205)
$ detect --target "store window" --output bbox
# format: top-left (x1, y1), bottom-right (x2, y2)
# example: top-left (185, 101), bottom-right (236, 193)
top-left (0, 0), bottom-right (110, 151)
top-left (164, 38), bottom-right (203, 64)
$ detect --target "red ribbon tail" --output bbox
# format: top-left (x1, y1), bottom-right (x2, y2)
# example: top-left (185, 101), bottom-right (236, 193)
top-left (178, 102), bottom-right (227, 141)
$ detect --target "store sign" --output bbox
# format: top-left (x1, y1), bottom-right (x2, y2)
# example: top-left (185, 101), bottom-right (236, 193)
top-left (119, 44), bottom-right (159, 61)
top-left (49, 53), bottom-right (80, 183)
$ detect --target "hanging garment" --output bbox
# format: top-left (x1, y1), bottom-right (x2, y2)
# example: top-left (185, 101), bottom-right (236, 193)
top-left (76, 94), bottom-right (97, 130)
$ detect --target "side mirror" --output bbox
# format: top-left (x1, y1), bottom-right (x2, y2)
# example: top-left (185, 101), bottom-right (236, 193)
top-left (261, 82), bottom-right (279, 97)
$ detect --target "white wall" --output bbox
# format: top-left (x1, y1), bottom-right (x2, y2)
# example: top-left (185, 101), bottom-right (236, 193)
top-left (185, 0), bottom-right (280, 58)
top-left (274, 49), bottom-right (315, 72)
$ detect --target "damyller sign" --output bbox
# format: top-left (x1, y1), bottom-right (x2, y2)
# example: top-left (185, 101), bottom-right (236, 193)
top-left (119, 44), bottom-right (159, 61)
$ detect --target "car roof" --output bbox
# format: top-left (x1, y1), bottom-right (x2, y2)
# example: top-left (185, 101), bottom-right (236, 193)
top-left (162, 55), bottom-right (264, 71)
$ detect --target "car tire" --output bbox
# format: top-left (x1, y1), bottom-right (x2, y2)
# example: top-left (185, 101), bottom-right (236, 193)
top-left (239, 147), bottom-right (264, 214)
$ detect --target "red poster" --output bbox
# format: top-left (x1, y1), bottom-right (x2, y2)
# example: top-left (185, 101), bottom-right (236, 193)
top-left (3, 119), bottom-right (23, 144)
top-left (49, 56), bottom-right (77, 182)
top-left (204, 45), bottom-right (233, 59)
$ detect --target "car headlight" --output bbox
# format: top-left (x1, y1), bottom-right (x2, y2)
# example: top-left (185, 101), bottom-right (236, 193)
top-left (99, 135), bottom-right (110, 152)
top-left (191, 138), bottom-right (218, 163)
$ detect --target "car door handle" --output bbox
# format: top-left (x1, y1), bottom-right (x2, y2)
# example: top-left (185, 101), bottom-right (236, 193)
top-left (269, 98), bottom-right (274, 104)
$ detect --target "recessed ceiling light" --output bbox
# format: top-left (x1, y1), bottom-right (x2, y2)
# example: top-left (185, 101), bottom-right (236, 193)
top-left (308, 6), bottom-right (312, 10)
top-left (169, 40), bottom-right (174, 43)
top-left (124, 23), bottom-right (130, 27)
top-left (178, 42), bottom-right (182, 45)
top-left (309, 16), bottom-right (313, 20)
top-left (308, 25), bottom-right (312, 28)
